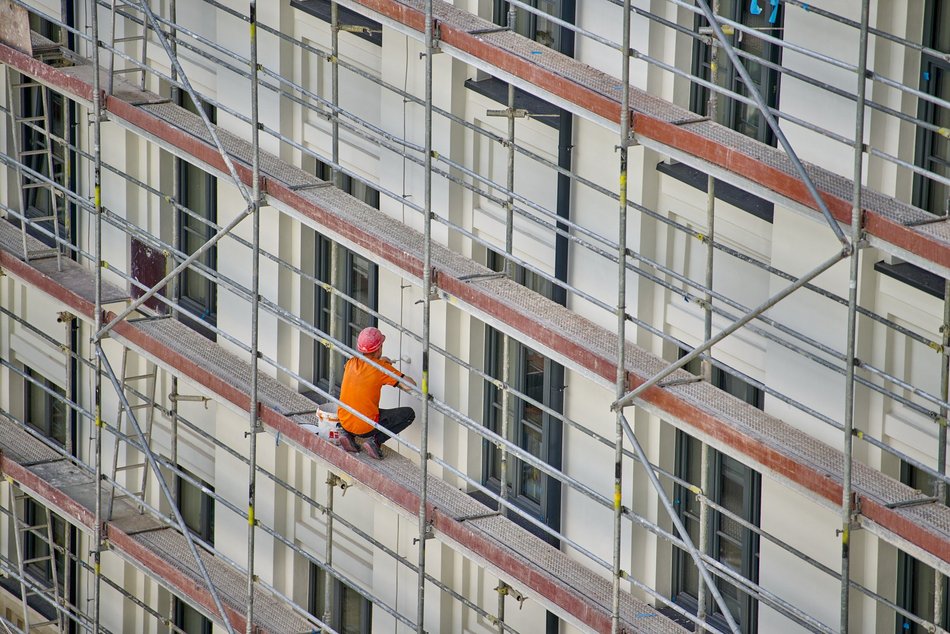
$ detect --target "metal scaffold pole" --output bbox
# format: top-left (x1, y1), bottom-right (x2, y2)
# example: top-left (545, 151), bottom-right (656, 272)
top-left (416, 0), bottom-right (434, 630)
top-left (328, 0), bottom-right (340, 396)
top-left (498, 5), bottom-right (517, 529)
top-left (840, 2), bottom-right (870, 631)
top-left (697, 2), bottom-right (720, 627)
top-left (90, 0), bottom-right (105, 629)
top-left (936, 278), bottom-right (949, 630)
top-left (610, 0), bottom-right (631, 632)
top-left (245, 1), bottom-right (262, 632)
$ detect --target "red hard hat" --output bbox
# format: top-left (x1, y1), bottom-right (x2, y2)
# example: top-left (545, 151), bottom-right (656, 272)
top-left (357, 327), bottom-right (385, 354)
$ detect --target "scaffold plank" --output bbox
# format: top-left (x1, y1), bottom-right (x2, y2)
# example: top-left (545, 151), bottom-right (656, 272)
top-left (0, 414), bottom-right (315, 634)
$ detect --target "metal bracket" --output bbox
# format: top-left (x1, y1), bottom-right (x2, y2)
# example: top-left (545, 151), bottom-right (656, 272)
top-left (419, 20), bottom-right (442, 56)
top-left (56, 311), bottom-right (76, 323)
top-left (338, 24), bottom-right (382, 35)
top-left (885, 496), bottom-right (938, 510)
top-left (413, 518), bottom-right (435, 543)
top-left (458, 272), bottom-right (506, 283)
top-left (486, 108), bottom-right (529, 119)
top-left (169, 393), bottom-right (211, 409)
top-left (657, 376), bottom-right (704, 388)
top-left (456, 510), bottom-right (500, 522)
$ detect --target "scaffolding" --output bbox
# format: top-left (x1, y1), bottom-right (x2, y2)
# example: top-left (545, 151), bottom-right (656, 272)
top-left (0, 0), bottom-right (947, 632)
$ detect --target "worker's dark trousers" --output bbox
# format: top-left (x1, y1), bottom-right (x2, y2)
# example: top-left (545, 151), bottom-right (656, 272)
top-left (357, 407), bottom-right (415, 445)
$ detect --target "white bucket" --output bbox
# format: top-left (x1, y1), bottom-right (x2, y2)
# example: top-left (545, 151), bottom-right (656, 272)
top-left (299, 409), bottom-right (341, 446)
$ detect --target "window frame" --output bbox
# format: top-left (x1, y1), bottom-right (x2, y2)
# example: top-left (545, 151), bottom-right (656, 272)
top-left (481, 253), bottom-right (564, 539)
top-left (308, 562), bottom-right (372, 634)
top-left (912, 0), bottom-right (949, 216)
top-left (175, 96), bottom-right (218, 340)
top-left (895, 462), bottom-right (950, 632)
top-left (175, 468), bottom-right (215, 545)
top-left (24, 367), bottom-right (69, 447)
top-left (671, 354), bottom-right (762, 632)
top-left (689, 0), bottom-right (784, 146)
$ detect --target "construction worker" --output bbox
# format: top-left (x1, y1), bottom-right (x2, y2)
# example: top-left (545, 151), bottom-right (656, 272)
top-left (337, 326), bottom-right (416, 459)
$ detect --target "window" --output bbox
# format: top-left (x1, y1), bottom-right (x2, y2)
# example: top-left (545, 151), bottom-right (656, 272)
top-left (672, 356), bottom-right (761, 632)
top-left (309, 161), bottom-right (379, 392)
top-left (914, 0), bottom-right (949, 216)
top-left (493, 0), bottom-right (563, 52)
top-left (895, 463), bottom-right (949, 632)
top-left (19, 496), bottom-right (76, 631)
top-left (171, 469), bottom-right (215, 633)
top-left (309, 562), bottom-right (372, 634)
top-left (482, 252), bottom-right (563, 536)
top-left (25, 367), bottom-right (68, 447)
top-left (22, 500), bottom-right (70, 594)
top-left (8, 12), bottom-right (69, 249)
top-left (690, 0), bottom-right (783, 145)
top-left (173, 598), bottom-right (212, 634)
top-left (176, 469), bottom-right (214, 545)
top-left (176, 96), bottom-right (217, 339)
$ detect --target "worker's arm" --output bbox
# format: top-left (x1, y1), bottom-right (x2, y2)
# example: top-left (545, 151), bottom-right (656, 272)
top-left (398, 374), bottom-right (417, 391)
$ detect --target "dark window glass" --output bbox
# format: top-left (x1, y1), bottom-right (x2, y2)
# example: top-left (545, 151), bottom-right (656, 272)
top-left (690, 0), bottom-right (783, 145)
top-left (176, 469), bottom-right (214, 545)
top-left (914, 0), bottom-right (949, 216)
top-left (310, 161), bottom-right (379, 392)
top-left (25, 367), bottom-right (68, 446)
top-left (672, 353), bottom-right (762, 632)
top-left (895, 463), bottom-right (950, 632)
top-left (483, 252), bottom-right (563, 534)
top-left (173, 598), bottom-right (212, 634)
top-left (493, 0), bottom-right (563, 52)
top-left (22, 500), bottom-right (70, 595)
top-left (176, 96), bottom-right (217, 339)
top-left (309, 563), bottom-right (372, 634)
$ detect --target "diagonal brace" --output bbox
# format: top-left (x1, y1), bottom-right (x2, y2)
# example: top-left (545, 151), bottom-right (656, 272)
top-left (94, 202), bottom-right (252, 340)
top-left (620, 412), bottom-right (741, 634)
top-left (693, 0), bottom-right (848, 247)
top-left (97, 344), bottom-right (237, 634)
top-left (612, 247), bottom-right (849, 411)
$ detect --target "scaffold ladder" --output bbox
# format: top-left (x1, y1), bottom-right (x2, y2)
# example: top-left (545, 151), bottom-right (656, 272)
top-left (3, 71), bottom-right (66, 271)
top-left (9, 488), bottom-right (66, 633)
top-left (109, 0), bottom-right (151, 91)
top-left (107, 347), bottom-right (158, 518)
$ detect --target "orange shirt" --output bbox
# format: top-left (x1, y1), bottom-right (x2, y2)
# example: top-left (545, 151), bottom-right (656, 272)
top-left (337, 356), bottom-right (401, 435)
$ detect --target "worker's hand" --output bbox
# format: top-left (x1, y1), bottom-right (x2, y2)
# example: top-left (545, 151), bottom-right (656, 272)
top-left (380, 356), bottom-right (394, 364)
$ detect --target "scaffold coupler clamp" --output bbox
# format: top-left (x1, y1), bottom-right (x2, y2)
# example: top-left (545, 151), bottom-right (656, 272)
top-left (413, 517), bottom-right (435, 544)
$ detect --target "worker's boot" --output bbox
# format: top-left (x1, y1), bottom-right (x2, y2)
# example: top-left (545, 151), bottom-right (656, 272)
top-left (338, 430), bottom-right (360, 453)
top-left (363, 437), bottom-right (383, 460)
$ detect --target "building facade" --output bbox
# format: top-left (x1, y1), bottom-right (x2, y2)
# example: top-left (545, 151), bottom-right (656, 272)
top-left (0, 0), bottom-right (947, 633)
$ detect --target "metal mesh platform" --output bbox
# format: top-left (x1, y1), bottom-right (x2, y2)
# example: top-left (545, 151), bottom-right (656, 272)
top-left (0, 414), bottom-right (316, 634)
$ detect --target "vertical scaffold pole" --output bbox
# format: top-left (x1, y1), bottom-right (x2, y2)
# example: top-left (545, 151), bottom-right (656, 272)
top-left (841, 2), bottom-right (870, 631)
top-left (610, 0), bottom-right (631, 632)
top-left (416, 0), bottom-right (434, 630)
top-left (245, 2), bottom-right (262, 632)
top-left (328, 1), bottom-right (341, 396)
top-left (499, 5), bottom-right (516, 525)
top-left (324, 473), bottom-right (340, 631)
top-left (697, 3), bottom-right (720, 628)
top-left (934, 280), bottom-right (949, 629)
top-left (90, 0), bottom-right (105, 630)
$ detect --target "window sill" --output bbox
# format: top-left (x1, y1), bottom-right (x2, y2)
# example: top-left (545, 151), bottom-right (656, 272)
top-left (656, 160), bottom-right (774, 223)
top-left (874, 260), bottom-right (946, 300)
